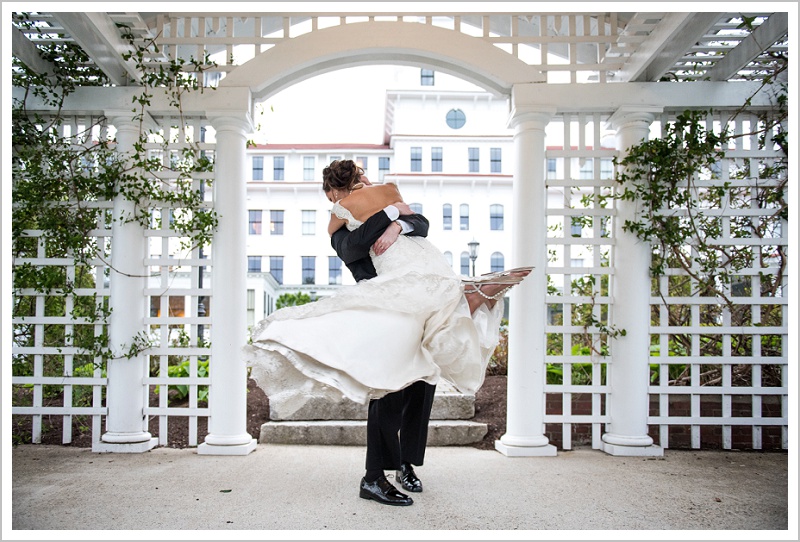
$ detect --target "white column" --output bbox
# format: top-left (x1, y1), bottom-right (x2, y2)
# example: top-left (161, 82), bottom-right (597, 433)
top-left (601, 106), bottom-right (663, 457)
top-left (95, 114), bottom-right (157, 453)
top-left (198, 113), bottom-right (257, 455)
top-left (496, 106), bottom-right (557, 457)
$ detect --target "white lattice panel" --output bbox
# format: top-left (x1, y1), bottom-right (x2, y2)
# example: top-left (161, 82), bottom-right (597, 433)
top-left (11, 114), bottom-right (113, 445)
top-left (11, 115), bottom-right (217, 447)
top-left (647, 110), bottom-right (788, 450)
top-left (142, 118), bottom-right (215, 447)
top-left (543, 112), bottom-right (617, 449)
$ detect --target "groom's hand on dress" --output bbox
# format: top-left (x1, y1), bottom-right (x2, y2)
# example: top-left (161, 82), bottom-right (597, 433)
top-left (372, 222), bottom-right (402, 256)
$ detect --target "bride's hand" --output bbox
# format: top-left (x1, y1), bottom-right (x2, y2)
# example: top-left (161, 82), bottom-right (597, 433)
top-left (372, 222), bottom-right (402, 256)
top-left (393, 201), bottom-right (413, 215)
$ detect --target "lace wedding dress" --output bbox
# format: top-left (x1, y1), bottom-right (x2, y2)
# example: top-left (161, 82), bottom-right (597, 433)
top-left (244, 203), bottom-right (504, 417)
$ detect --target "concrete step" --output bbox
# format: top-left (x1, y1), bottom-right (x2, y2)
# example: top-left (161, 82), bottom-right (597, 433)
top-left (259, 419), bottom-right (488, 446)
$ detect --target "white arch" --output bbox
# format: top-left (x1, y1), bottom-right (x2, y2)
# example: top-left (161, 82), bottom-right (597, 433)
top-left (220, 20), bottom-right (544, 100)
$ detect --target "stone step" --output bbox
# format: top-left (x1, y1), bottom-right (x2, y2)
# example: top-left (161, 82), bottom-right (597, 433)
top-left (259, 419), bottom-right (488, 446)
top-left (268, 381), bottom-right (477, 421)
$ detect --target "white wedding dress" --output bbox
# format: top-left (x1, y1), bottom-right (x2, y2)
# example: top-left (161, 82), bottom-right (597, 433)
top-left (244, 203), bottom-right (504, 416)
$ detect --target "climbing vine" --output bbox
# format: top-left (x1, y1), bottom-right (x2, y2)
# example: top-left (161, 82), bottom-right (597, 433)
top-left (11, 13), bottom-right (219, 367)
top-left (612, 38), bottom-right (787, 382)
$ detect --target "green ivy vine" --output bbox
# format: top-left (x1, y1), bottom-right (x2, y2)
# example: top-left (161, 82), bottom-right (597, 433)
top-left (11, 13), bottom-right (219, 367)
top-left (614, 80), bottom-right (787, 307)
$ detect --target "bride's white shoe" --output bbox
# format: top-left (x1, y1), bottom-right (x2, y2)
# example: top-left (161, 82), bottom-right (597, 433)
top-left (461, 267), bottom-right (533, 300)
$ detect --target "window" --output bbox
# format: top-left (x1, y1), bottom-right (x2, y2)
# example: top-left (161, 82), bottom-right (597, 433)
top-left (579, 158), bottom-right (593, 180)
top-left (302, 210), bottom-right (316, 235)
top-left (420, 69), bottom-right (434, 86)
top-left (490, 204), bottom-right (504, 231)
top-left (409, 203), bottom-right (423, 214)
top-left (446, 109), bottom-right (466, 129)
top-left (570, 217), bottom-right (583, 237)
top-left (302, 256), bottom-right (315, 284)
top-left (150, 296), bottom-right (187, 317)
top-left (270, 210), bottom-right (284, 235)
top-left (460, 204), bottom-right (469, 231)
top-left (303, 156), bottom-right (315, 181)
top-left (252, 156), bottom-right (263, 180)
top-left (328, 256), bottom-right (342, 285)
top-left (442, 204), bottom-right (452, 231)
top-left (273, 156), bottom-right (285, 180)
top-left (443, 251), bottom-right (453, 269)
top-left (379, 157), bottom-right (390, 181)
top-left (460, 252), bottom-right (470, 275)
top-left (490, 252), bottom-right (504, 273)
top-left (570, 258), bottom-right (585, 268)
top-left (356, 156), bottom-right (368, 173)
top-left (600, 158), bottom-right (614, 180)
top-left (269, 256), bottom-right (283, 285)
top-left (247, 289), bottom-right (255, 327)
top-left (248, 210), bottom-right (262, 235)
top-left (468, 148), bottom-right (479, 173)
top-left (247, 256), bottom-right (261, 273)
top-left (709, 161), bottom-right (722, 179)
top-left (431, 147), bottom-right (443, 172)
top-left (490, 148), bottom-right (502, 173)
top-left (547, 158), bottom-right (557, 179)
top-left (411, 147), bottom-right (422, 172)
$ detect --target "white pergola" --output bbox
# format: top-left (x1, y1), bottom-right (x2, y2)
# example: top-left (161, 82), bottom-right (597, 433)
top-left (8, 8), bottom-right (791, 456)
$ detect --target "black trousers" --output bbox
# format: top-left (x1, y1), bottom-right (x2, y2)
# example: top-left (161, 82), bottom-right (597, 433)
top-left (365, 380), bottom-right (436, 471)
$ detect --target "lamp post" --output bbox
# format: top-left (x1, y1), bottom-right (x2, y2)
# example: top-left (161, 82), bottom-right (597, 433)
top-left (467, 239), bottom-right (480, 277)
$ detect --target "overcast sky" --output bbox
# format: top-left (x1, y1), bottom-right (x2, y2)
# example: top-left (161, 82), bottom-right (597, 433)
top-left (254, 66), bottom-right (406, 145)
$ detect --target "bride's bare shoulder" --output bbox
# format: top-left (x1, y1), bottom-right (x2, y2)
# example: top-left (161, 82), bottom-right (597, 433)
top-left (348, 183), bottom-right (398, 200)
top-left (371, 183), bottom-right (402, 200)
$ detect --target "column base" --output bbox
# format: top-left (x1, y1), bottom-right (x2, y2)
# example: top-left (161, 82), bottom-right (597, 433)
top-left (197, 439), bottom-right (258, 456)
top-left (93, 437), bottom-right (158, 454)
top-left (600, 441), bottom-right (664, 457)
top-left (495, 440), bottom-right (558, 457)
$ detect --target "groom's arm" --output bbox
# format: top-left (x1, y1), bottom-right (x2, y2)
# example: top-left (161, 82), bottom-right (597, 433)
top-left (331, 208), bottom-right (429, 265)
top-left (399, 213), bottom-right (429, 238)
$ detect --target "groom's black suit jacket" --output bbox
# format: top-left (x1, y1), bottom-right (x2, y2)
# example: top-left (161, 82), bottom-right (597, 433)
top-left (330, 210), bottom-right (429, 281)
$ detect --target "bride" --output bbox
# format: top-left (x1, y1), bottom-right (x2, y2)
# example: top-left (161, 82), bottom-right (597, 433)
top-left (244, 160), bottom-right (530, 415)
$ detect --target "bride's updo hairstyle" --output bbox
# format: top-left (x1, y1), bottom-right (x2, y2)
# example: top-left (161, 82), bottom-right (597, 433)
top-left (322, 159), bottom-right (365, 194)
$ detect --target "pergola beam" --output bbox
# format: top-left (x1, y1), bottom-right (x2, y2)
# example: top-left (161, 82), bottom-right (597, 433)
top-left (511, 80), bottom-right (777, 113)
top-left (51, 13), bottom-right (141, 85)
top-left (11, 24), bottom-right (58, 77)
top-left (705, 12), bottom-right (789, 81)
top-left (618, 12), bottom-right (723, 82)
top-left (11, 85), bottom-right (254, 119)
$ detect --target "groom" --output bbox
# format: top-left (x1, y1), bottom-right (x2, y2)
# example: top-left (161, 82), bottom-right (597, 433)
top-left (330, 199), bottom-right (435, 507)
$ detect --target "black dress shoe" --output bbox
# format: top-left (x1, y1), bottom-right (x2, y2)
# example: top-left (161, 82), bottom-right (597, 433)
top-left (395, 463), bottom-right (423, 493)
top-left (359, 476), bottom-right (413, 506)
